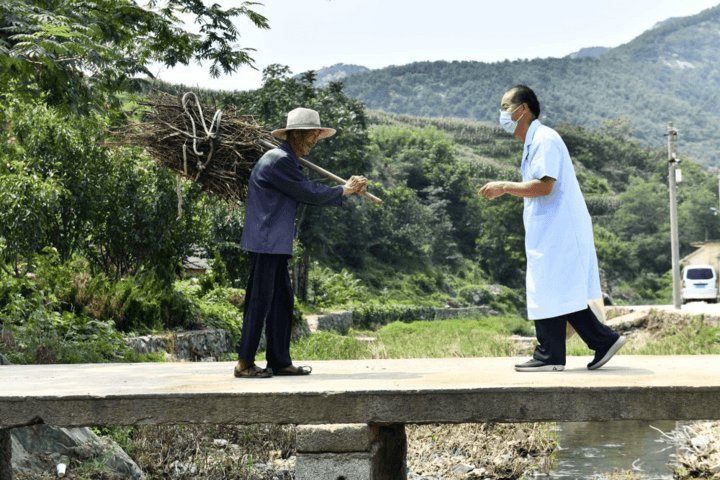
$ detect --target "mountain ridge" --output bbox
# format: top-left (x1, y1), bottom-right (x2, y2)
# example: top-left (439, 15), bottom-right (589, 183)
top-left (320, 5), bottom-right (720, 166)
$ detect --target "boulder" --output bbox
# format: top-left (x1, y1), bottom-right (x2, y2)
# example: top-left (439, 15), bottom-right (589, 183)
top-left (11, 425), bottom-right (145, 479)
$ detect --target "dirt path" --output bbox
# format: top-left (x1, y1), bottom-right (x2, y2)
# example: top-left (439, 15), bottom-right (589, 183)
top-left (623, 301), bottom-right (720, 316)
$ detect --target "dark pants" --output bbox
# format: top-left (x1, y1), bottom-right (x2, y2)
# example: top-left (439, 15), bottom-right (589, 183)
top-left (236, 252), bottom-right (293, 370)
top-left (532, 307), bottom-right (618, 365)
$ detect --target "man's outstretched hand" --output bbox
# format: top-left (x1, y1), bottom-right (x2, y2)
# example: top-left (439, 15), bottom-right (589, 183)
top-left (343, 175), bottom-right (369, 196)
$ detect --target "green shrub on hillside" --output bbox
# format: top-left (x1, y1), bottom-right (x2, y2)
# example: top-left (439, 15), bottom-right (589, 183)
top-left (352, 303), bottom-right (436, 330)
top-left (456, 283), bottom-right (524, 315)
top-left (0, 261), bottom-right (248, 363)
top-left (174, 279), bottom-right (245, 340)
top-left (0, 311), bottom-right (131, 364)
top-left (27, 251), bottom-right (200, 333)
top-left (307, 262), bottom-right (369, 309)
top-left (0, 273), bottom-right (132, 364)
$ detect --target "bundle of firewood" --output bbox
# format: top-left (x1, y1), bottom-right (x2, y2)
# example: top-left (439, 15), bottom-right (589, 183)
top-left (114, 91), bottom-right (382, 204)
top-left (116, 92), bottom-right (277, 202)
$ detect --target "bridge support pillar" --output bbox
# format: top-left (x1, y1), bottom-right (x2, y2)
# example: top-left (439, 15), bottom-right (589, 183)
top-left (1, 428), bottom-right (12, 480)
top-left (296, 423), bottom-right (406, 480)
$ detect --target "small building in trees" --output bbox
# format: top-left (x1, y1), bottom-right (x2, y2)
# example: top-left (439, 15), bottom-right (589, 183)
top-left (183, 256), bottom-right (210, 277)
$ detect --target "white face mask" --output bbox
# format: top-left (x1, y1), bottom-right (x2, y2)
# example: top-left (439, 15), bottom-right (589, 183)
top-left (499, 106), bottom-right (525, 134)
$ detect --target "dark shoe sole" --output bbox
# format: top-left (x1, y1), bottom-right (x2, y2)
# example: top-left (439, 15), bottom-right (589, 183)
top-left (588, 336), bottom-right (626, 370)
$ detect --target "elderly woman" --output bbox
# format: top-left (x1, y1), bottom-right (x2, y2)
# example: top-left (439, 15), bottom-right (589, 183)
top-left (234, 108), bottom-right (367, 378)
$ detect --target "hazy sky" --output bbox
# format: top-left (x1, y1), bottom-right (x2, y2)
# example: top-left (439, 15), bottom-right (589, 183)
top-left (153, 0), bottom-right (720, 92)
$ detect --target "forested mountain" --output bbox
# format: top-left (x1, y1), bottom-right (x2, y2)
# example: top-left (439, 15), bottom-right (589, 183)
top-left (337, 5), bottom-right (720, 167)
top-left (566, 47), bottom-right (609, 59)
top-left (309, 63), bottom-right (370, 87)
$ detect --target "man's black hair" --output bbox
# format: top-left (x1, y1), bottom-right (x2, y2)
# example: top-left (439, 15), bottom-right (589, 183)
top-left (509, 85), bottom-right (541, 119)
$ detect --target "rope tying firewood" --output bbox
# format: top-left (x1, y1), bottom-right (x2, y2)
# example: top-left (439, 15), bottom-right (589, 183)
top-left (181, 92), bottom-right (223, 180)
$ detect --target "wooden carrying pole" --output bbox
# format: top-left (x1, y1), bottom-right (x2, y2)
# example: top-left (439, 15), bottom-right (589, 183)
top-left (261, 140), bottom-right (382, 204)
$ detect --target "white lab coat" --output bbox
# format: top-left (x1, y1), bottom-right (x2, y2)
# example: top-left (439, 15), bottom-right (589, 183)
top-left (520, 120), bottom-right (602, 320)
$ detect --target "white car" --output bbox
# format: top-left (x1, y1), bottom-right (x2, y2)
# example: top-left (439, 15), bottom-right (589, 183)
top-left (681, 265), bottom-right (718, 304)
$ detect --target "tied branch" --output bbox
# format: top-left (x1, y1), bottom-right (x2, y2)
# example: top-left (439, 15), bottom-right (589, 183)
top-left (113, 92), bottom-right (276, 203)
top-left (112, 92), bottom-right (382, 204)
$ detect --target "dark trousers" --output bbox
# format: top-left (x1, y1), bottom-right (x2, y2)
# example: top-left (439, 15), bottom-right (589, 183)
top-left (533, 307), bottom-right (619, 365)
top-left (236, 253), bottom-right (293, 370)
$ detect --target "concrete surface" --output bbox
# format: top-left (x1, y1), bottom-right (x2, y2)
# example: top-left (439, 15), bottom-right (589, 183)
top-left (295, 424), bottom-right (406, 480)
top-left (1, 356), bottom-right (719, 428)
top-left (295, 452), bottom-right (373, 480)
top-left (297, 424), bottom-right (373, 453)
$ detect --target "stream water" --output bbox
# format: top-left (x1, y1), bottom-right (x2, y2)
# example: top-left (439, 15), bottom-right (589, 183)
top-left (545, 420), bottom-right (678, 479)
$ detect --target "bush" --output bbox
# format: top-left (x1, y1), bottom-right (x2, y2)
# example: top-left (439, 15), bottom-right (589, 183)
top-left (0, 278), bottom-right (131, 364)
top-left (175, 280), bottom-right (245, 340)
top-left (352, 303), bottom-right (436, 330)
top-left (65, 269), bottom-right (199, 333)
top-left (308, 262), bottom-right (369, 309)
top-left (456, 283), bottom-right (525, 315)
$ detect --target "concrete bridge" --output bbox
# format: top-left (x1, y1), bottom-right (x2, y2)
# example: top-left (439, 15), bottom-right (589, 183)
top-left (2, 355), bottom-right (720, 479)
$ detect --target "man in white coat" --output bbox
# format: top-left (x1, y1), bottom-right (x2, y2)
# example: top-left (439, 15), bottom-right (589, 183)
top-left (479, 85), bottom-right (625, 372)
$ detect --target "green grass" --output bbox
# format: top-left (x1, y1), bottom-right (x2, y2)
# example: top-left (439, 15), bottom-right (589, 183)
top-left (566, 319), bottom-right (720, 356)
top-left (627, 324), bottom-right (720, 355)
top-left (283, 315), bottom-right (534, 361)
top-left (281, 331), bottom-right (375, 360)
top-left (280, 314), bottom-right (720, 362)
top-left (373, 317), bottom-right (529, 358)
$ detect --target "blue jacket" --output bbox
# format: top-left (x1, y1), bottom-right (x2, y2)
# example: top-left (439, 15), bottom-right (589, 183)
top-left (240, 143), bottom-right (343, 255)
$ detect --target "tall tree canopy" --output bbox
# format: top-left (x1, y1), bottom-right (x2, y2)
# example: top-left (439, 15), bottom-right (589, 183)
top-left (0, 0), bottom-right (268, 111)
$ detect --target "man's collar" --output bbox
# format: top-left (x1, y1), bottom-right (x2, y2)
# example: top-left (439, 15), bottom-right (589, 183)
top-left (280, 141), bottom-right (298, 162)
top-left (524, 119), bottom-right (541, 147)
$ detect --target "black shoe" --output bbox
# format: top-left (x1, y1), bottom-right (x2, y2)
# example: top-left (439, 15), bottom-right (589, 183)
top-left (514, 358), bottom-right (565, 372)
top-left (587, 335), bottom-right (626, 370)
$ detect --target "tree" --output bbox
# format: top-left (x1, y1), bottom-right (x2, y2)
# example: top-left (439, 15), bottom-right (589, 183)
top-left (368, 124), bottom-right (468, 261)
top-left (474, 196), bottom-right (525, 288)
top-left (608, 176), bottom-right (671, 276)
top-left (0, 0), bottom-right (268, 111)
top-left (0, 162), bottom-right (63, 276)
top-left (676, 162), bottom-right (720, 245)
top-left (0, 95), bottom-right (208, 284)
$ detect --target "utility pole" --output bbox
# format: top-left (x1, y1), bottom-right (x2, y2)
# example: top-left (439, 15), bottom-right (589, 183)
top-left (665, 123), bottom-right (681, 309)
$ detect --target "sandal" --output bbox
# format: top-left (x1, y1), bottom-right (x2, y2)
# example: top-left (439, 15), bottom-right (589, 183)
top-left (234, 363), bottom-right (272, 378)
top-left (273, 364), bottom-right (312, 376)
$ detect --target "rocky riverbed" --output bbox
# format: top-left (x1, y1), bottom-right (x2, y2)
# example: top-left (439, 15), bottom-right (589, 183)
top-left (14, 420), bottom-right (720, 479)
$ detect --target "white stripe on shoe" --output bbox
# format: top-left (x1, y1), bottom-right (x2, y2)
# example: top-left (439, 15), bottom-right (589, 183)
top-left (514, 364), bottom-right (565, 372)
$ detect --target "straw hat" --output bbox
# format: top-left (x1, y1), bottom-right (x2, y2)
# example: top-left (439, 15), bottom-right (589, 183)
top-left (271, 107), bottom-right (336, 140)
